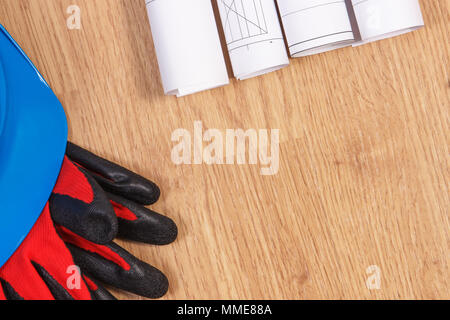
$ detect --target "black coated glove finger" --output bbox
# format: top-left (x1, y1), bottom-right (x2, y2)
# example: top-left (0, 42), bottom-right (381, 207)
top-left (30, 262), bottom-right (76, 300)
top-left (66, 142), bottom-right (160, 205)
top-left (61, 238), bottom-right (169, 299)
top-left (50, 156), bottom-right (118, 245)
top-left (0, 278), bottom-right (23, 300)
top-left (82, 275), bottom-right (116, 300)
top-left (109, 192), bottom-right (178, 245)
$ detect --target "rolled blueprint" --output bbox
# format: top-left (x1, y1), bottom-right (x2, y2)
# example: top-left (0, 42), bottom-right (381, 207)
top-left (351, 0), bottom-right (424, 46)
top-left (146, 0), bottom-right (229, 97)
top-left (277, 0), bottom-right (356, 57)
top-left (217, 0), bottom-right (289, 80)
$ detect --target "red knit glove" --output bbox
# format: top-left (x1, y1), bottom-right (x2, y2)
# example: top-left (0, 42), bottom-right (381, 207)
top-left (0, 205), bottom-right (96, 300)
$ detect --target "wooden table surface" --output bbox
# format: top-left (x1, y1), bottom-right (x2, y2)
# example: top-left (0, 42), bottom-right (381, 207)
top-left (1, 0), bottom-right (448, 299)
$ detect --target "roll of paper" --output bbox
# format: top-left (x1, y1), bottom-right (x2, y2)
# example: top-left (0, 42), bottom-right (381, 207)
top-left (351, 0), bottom-right (424, 46)
top-left (277, 0), bottom-right (356, 57)
top-left (217, 0), bottom-right (289, 80)
top-left (145, 0), bottom-right (229, 97)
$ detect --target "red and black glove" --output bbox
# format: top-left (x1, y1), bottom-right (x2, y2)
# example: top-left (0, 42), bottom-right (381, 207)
top-left (0, 205), bottom-right (102, 300)
top-left (52, 143), bottom-right (178, 299)
top-left (0, 143), bottom-right (177, 300)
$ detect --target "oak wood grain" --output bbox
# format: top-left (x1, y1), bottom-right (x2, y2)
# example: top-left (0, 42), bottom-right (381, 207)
top-left (0, 0), bottom-right (448, 299)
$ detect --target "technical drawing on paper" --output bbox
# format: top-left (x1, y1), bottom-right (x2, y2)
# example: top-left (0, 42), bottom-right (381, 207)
top-left (218, 0), bottom-right (270, 46)
top-left (277, 0), bottom-right (355, 57)
top-left (217, 0), bottom-right (289, 80)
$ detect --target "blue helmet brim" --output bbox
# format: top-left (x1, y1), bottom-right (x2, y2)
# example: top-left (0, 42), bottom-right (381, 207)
top-left (0, 25), bottom-right (68, 268)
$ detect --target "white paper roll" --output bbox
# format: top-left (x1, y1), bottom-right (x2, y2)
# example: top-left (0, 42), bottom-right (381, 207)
top-left (145, 0), bottom-right (229, 97)
top-left (217, 0), bottom-right (289, 80)
top-left (278, 0), bottom-right (355, 57)
top-left (352, 0), bottom-right (424, 46)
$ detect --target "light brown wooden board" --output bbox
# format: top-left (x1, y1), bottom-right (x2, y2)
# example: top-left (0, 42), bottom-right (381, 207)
top-left (0, 0), bottom-right (448, 299)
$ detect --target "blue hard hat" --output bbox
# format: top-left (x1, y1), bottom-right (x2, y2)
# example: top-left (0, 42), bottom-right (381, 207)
top-left (0, 25), bottom-right (68, 268)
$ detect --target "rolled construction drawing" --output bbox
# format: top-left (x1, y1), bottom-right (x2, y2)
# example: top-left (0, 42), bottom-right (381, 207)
top-left (145, 0), bottom-right (229, 97)
top-left (351, 0), bottom-right (424, 46)
top-left (217, 0), bottom-right (289, 80)
top-left (277, 0), bottom-right (356, 58)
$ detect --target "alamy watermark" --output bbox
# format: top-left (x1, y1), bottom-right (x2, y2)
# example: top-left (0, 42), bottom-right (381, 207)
top-left (366, 265), bottom-right (381, 290)
top-left (66, 5), bottom-right (81, 30)
top-left (66, 265), bottom-right (82, 290)
top-left (171, 121), bottom-right (280, 176)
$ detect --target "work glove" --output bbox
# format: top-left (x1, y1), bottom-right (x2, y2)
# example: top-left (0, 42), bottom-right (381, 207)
top-left (53, 142), bottom-right (178, 299)
top-left (0, 143), bottom-right (177, 300)
top-left (0, 204), bottom-right (100, 300)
